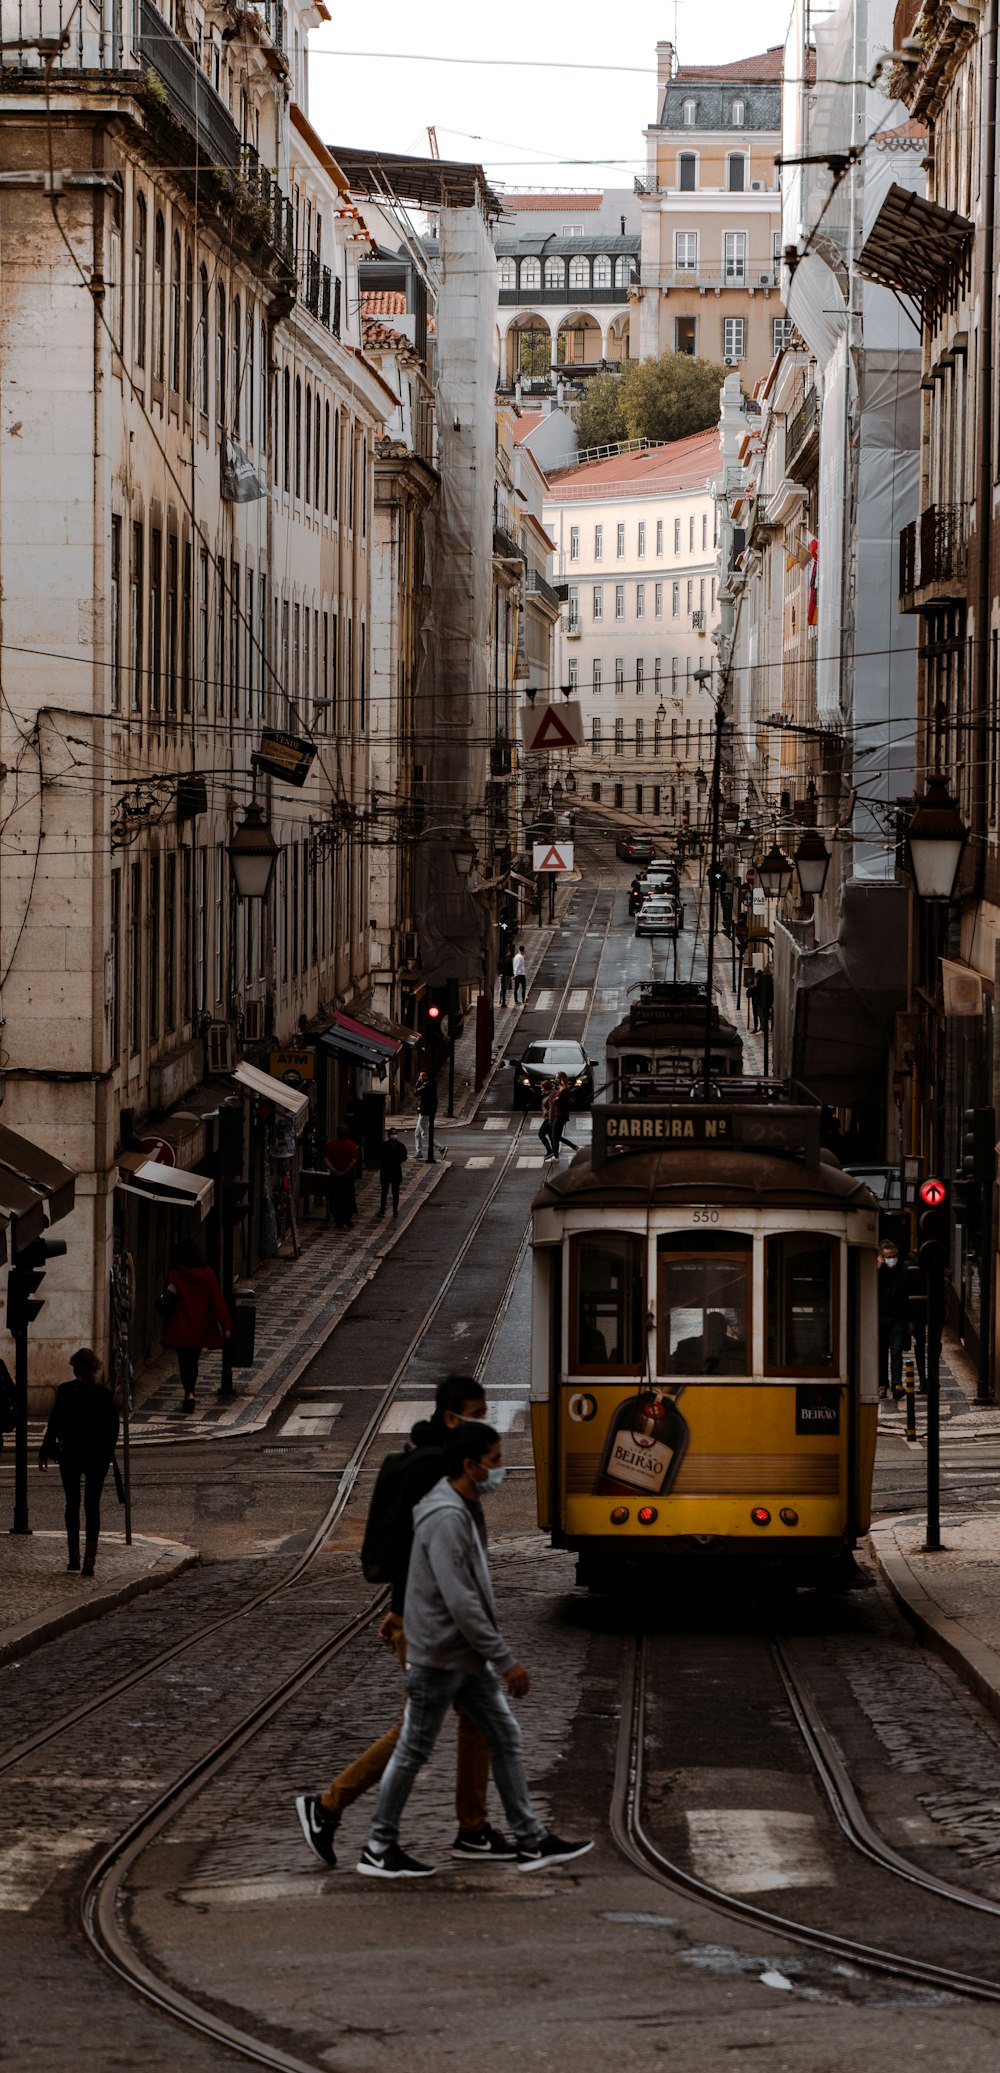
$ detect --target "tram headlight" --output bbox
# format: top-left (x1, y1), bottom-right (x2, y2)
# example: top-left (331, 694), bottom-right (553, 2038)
top-left (750, 1506), bottom-right (772, 1527)
top-left (779, 1507), bottom-right (799, 1527)
top-left (610, 1505), bottom-right (630, 1525)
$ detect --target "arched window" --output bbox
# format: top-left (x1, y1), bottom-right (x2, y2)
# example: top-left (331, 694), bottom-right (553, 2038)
top-left (198, 263), bottom-right (209, 414)
top-left (520, 257), bottom-right (541, 292)
top-left (682, 97), bottom-right (697, 124)
top-left (133, 193), bottom-right (147, 369)
top-left (304, 385), bottom-right (312, 505)
top-left (152, 210), bottom-right (165, 381)
top-left (315, 393), bottom-right (321, 506)
top-left (108, 178), bottom-right (123, 350)
top-left (593, 254), bottom-right (612, 289)
top-left (499, 257), bottom-right (516, 290)
top-left (543, 255), bottom-right (565, 290)
top-left (215, 285), bottom-right (226, 426)
top-left (231, 295), bottom-right (241, 437)
top-left (678, 152), bottom-right (696, 192)
top-left (183, 246), bottom-right (193, 404)
top-left (614, 255), bottom-right (634, 288)
top-left (568, 254), bottom-right (589, 291)
top-left (170, 229), bottom-right (181, 391)
top-left (282, 367), bottom-right (291, 492)
top-left (731, 99), bottom-right (745, 125)
top-left (294, 375), bottom-right (302, 497)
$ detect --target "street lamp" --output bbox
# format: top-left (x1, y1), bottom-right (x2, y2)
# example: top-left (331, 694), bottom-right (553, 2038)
top-left (551, 777), bottom-right (565, 809)
top-left (655, 699), bottom-right (667, 723)
top-left (520, 791), bottom-right (537, 823)
top-left (451, 828), bottom-right (478, 878)
top-left (736, 817), bottom-right (756, 861)
top-left (227, 801), bottom-right (279, 899)
top-left (756, 840), bottom-right (793, 900)
top-left (906, 774), bottom-right (968, 901)
top-left (794, 826), bottom-right (831, 900)
top-left (563, 769), bottom-right (577, 795)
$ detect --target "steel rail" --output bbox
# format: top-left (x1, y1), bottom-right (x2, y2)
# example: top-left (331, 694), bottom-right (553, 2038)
top-left (611, 1633), bottom-right (1000, 2004)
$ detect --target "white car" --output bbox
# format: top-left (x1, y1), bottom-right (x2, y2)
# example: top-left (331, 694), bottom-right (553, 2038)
top-left (635, 897), bottom-right (681, 938)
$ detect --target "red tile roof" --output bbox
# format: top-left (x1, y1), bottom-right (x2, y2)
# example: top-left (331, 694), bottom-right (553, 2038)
top-left (673, 46), bottom-right (785, 81)
top-left (545, 428), bottom-right (720, 498)
top-left (362, 317), bottom-right (412, 353)
top-left (361, 290), bottom-right (406, 317)
top-left (502, 193), bottom-right (602, 211)
top-left (513, 410), bottom-right (545, 441)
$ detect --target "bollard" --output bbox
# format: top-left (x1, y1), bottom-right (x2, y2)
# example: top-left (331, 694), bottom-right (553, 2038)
top-left (903, 1348), bottom-right (917, 1442)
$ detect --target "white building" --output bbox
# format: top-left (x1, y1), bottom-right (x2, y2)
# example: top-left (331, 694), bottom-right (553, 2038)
top-left (545, 433), bottom-right (722, 823)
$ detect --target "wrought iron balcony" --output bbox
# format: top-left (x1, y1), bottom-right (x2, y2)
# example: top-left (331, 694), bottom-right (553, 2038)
top-left (899, 502), bottom-right (967, 599)
top-left (784, 385), bottom-right (818, 470)
top-left (140, 0), bottom-right (241, 170)
top-left (498, 283), bottom-right (635, 307)
top-left (526, 569), bottom-right (562, 612)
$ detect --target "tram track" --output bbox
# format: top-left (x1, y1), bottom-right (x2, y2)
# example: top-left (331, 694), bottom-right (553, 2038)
top-left (31, 874), bottom-right (620, 2069)
top-left (612, 1630), bottom-right (1000, 2006)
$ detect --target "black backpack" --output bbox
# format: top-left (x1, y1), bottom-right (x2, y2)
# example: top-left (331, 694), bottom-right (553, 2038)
top-left (361, 1449), bottom-right (417, 1584)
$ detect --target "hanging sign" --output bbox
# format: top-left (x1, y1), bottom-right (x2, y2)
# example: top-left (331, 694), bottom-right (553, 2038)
top-left (520, 701), bottom-right (585, 752)
top-left (532, 842), bottom-right (574, 872)
top-left (254, 730), bottom-right (317, 788)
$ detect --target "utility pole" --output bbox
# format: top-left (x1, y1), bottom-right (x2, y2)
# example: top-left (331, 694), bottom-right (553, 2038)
top-left (701, 689), bottom-right (726, 1097)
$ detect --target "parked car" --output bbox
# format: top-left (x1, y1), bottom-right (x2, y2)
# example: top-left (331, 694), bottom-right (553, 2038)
top-left (510, 1039), bottom-right (596, 1109)
top-left (616, 831), bottom-right (655, 863)
top-left (635, 896), bottom-right (681, 938)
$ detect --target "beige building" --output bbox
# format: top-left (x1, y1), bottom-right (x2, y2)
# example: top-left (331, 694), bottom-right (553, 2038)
top-left (545, 432), bottom-right (721, 823)
top-left (636, 43), bottom-right (791, 390)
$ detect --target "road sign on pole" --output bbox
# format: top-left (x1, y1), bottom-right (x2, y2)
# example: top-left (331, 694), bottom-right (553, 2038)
top-left (519, 702), bottom-right (584, 753)
top-left (532, 842), bottom-right (575, 872)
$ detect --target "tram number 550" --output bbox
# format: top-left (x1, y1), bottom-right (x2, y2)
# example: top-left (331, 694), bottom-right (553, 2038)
top-left (691, 1209), bottom-right (720, 1224)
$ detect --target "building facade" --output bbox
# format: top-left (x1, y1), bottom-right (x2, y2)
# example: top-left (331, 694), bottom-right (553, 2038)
top-left (636, 43), bottom-right (790, 390)
top-left (495, 189), bottom-right (640, 397)
top-left (0, 0), bottom-right (388, 1394)
top-left (545, 432), bottom-right (721, 822)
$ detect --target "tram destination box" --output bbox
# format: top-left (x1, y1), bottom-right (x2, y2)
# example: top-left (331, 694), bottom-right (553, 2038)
top-left (592, 1104), bottom-right (822, 1169)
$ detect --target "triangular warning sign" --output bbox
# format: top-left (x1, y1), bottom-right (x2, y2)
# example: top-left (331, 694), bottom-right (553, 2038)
top-left (530, 706), bottom-right (578, 749)
top-left (537, 845), bottom-right (565, 870)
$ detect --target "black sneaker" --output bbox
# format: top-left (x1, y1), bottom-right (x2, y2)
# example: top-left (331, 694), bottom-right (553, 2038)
top-left (451, 1823), bottom-right (516, 1861)
top-left (295, 1794), bottom-right (339, 1868)
top-left (356, 1842), bottom-right (435, 1879)
top-left (516, 1832), bottom-right (593, 1873)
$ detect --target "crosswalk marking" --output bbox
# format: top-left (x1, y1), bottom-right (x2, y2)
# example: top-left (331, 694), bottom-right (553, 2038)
top-left (280, 1403), bottom-right (342, 1438)
top-left (465, 1156), bottom-right (495, 1169)
top-left (380, 1399), bottom-right (526, 1436)
top-left (568, 988), bottom-right (589, 1011)
top-left (517, 1155), bottom-right (546, 1168)
top-left (686, 1810), bottom-right (834, 1894)
top-left (482, 1117), bottom-right (510, 1131)
top-left (0, 1832), bottom-right (102, 1912)
top-left (534, 990), bottom-right (554, 1009)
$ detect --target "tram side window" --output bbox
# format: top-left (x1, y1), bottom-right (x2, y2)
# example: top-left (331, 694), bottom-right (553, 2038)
top-left (659, 1233), bottom-right (751, 1375)
top-left (572, 1234), bottom-right (645, 1371)
top-left (766, 1234), bottom-right (836, 1371)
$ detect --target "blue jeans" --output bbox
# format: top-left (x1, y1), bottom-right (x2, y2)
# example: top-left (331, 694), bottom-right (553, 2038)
top-left (368, 1662), bottom-right (547, 1851)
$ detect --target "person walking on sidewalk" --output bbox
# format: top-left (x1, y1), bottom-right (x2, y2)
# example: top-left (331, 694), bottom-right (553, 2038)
top-left (296, 1376), bottom-right (506, 1868)
top-left (513, 947), bottom-right (527, 1005)
top-left (324, 1125), bottom-right (360, 1230)
top-left (376, 1128), bottom-right (407, 1218)
top-left (499, 947), bottom-right (514, 1008)
top-left (356, 1420), bottom-right (593, 1878)
top-left (38, 1348), bottom-right (120, 1575)
top-left (877, 1238), bottom-right (909, 1401)
top-left (159, 1239), bottom-right (232, 1412)
top-left (414, 1070), bottom-right (437, 1163)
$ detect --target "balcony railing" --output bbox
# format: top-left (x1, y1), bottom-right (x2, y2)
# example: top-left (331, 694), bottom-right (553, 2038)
top-left (526, 569), bottom-right (562, 612)
top-left (899, 502), bottom-right (967, 596)
top-left (785, 385), bottom-right (818, 469)
top-left (498, 283), bottom-right (635, 307)
top-left (645, 264), bottom-right (779, 291)
top-left (140, 0), bottom-right (241, 170)
top-left (493, 522), bottom-right (523, 563)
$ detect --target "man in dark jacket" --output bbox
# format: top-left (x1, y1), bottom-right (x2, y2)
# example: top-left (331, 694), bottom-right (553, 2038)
top-left (357, 1422), bottom-right (593, 1879)
top-left (39, 1348), bottom-right (120, 1574)
top-left (375, 1128), bottom-right (407, 1218)
top-left (877, 1238), bottom-right (910, 1400)
top-left (295, 1375), bottom-right (500, 1868)
top-left (413, 1071), bottom-right (437, 1162)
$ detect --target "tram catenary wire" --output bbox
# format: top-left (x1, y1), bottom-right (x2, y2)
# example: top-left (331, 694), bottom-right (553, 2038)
top-left (612, 1634), bottom-right (1000, 2004)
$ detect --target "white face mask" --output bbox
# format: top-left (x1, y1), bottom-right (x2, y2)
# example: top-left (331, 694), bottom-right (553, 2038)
top-left (883, 1256), bottom-right (899, 1269)
top-left (479, 1465), bottom-right (507, 1495)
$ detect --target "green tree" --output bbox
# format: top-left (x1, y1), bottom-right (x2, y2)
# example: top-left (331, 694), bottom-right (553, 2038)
top-left (576, 352), bottom-right (727, 453)
top-left (575, 370), bottom-right (627, 451)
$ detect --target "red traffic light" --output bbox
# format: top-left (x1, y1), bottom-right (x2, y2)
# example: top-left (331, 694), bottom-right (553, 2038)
top-left (427, 1005), bottom-right (441, 1020)
top-left (919, 1177), bottom-right (947, 1207)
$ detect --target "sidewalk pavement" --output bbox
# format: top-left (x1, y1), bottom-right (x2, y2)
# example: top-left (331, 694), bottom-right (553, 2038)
top-left (0, 1530), bottom-right (197, 1667)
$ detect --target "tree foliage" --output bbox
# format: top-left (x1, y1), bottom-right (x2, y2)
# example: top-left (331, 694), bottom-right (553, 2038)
top-left (576, 353), bottom-right (727, 453)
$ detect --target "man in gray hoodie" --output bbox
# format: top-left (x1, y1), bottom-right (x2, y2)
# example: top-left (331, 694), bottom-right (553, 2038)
top-left (357, 1421), bottom-right (593, 1879)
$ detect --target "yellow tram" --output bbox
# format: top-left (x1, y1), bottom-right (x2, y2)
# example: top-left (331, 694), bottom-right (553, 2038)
top-left (529, 1096), bottom-right (880, 1588)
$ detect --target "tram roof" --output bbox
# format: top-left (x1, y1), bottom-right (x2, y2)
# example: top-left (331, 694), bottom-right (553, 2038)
top-left (533, 1147), bottom-right (877, 1212)
top-left (607, 1013), bottom-right (742, 1047)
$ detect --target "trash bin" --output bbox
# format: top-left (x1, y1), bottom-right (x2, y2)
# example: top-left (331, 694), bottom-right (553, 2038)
top-left (229, 1283), bottom-right (256, 1369)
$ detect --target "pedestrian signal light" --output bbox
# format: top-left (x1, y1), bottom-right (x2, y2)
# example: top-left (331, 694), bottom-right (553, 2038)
top-left (918, 1176), bottom-right (950, 1269)
top-left (5, 1234), bottom-right (68, 1334)
top-left (427, 1004), bottom-right (441, 1021)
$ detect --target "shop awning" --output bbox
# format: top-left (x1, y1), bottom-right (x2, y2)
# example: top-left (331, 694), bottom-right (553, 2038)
top-left (332, 1010), bottom-right (401, 1057)
top-left (231, 1061), bottom-right (309, 1126)
top-left (319, 1027), bottom-right (390, 1075)
top-left (858, 183), bottom-right (973, 302)
top-left (117, 1159), bottom-right (214, 1219)
top-left (362, 1009), bottom-right (421, 1049)
top-left (0, 1175), bottom-right (43, 1251)
top-left (138, 1111), bottom-right (206, 1172)
top-left (0, 1124), bottom-right (76, 1225)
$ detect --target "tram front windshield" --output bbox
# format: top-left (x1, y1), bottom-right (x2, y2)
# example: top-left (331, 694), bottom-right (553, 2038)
top-left (658, 1233), bottom-right (751, 1376)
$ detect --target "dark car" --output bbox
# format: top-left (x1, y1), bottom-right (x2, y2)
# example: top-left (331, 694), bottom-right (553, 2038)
top-left (616, 832), bottom-right (655, 863)
top-left (511, 1039), bottom-right (595, 1110)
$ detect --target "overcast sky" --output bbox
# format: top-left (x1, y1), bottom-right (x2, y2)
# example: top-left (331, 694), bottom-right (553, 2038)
top-left (310, 0), bottom-right (796, 192)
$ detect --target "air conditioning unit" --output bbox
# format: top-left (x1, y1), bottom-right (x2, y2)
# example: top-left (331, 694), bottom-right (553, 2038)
top-left (206, 1021), bottom-right (236, 1075)
top-left (242, 999), bottom-right (265, 1044)
top-left (758, 269), bottom-right (776, 286)
top-left (567, 620), bottom-right (581, 639)
top-left (691, 610), bottom-right (706, 631)
top-left (750, 180), bottom-right (765, 192)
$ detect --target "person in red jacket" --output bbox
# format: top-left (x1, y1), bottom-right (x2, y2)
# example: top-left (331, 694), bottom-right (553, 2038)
top-left (160, 1238), bottom-right (232, 1412)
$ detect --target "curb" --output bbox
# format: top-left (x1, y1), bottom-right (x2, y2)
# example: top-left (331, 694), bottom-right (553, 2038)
top-left (869, 1526), bottom-right (1000, 1731)
top-left (0, 1535), bottom-right (198, 1667)
top-left (127, 1156), bottom-right (451, 1446)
